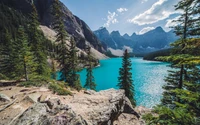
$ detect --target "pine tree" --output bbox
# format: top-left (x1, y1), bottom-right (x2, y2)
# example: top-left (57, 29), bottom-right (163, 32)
top-left (117, 49), bottom-right (136, 107)
top-left (144, 1), bottom-right (200, 124)
top-left (66, 37), bottom-right (82, 90)
top-left (13, 26), bottom-right (34, 81)
top-left (158, 0), bottom-right (196, 107)
top-left (0, 30), bottom-right (16, 79)
top-left (51, 59), bottom-right (57, 80)
top-left (52, 0), bottom-right (82, 90)
top-left (29, 3), bottom-right (50, 79)
top-left (52, 0), bottom-right (68, 81)
top-left (84, 47), bottom-right (96, 91)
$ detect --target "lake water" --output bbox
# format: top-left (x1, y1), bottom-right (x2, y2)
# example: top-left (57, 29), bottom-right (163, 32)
top-left (79, 58), bottom-right (170, 108)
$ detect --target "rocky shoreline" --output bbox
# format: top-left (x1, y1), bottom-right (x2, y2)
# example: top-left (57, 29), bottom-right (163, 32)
top-left (0, 86), bottom-right (150, 125)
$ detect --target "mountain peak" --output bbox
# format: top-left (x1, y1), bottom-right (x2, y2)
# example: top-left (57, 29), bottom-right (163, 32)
top-left (131, 32), bottom-right (137, 37)
top-left (111, 31), bottom-right (121, 36)
top-left (94, 27), bottom-right (110, 38)
top-left (123, 33), bottom-right (131, 39)
top-left (123, 33), bottom-right (130, 37)
top-left (98, 27), bottom-right (107, 30)
top-left (154, 26), bottom-right (164, 32)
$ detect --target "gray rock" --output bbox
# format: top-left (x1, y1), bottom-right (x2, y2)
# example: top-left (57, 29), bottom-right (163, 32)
top-left (12, 100), bottom-right (87, 125)
top-left (0, 0), bottom-right (106, 53)
top-left (67, 88), bottom-right (139, 125)
top-left (84, 90), bottom-right (96, 95)
top-left (10, 89), bottom-right (141, 125)
top-left (0, 93), bottom-right (11, 102)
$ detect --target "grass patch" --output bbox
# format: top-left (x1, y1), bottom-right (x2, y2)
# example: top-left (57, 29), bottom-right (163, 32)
top-left (18, 81), bottom-right (43, 87)
top-left (48, 82), bottom-right (72, 96)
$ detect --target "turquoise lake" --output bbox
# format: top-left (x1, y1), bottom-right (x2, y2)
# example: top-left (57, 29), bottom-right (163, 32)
top-left (79, 58), bottom-right (170, 108)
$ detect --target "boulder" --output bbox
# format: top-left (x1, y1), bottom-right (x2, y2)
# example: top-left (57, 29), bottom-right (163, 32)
top-left (0, 93), bottom-right (11, 103)
top-left (12, 101), bottom-right (87, 125)
top-left (113, 113), bottom-right (146, 125)
top-left (67, 89), bottom-right (138, 125)
top-left (10, 89), bottom-right (141, 125)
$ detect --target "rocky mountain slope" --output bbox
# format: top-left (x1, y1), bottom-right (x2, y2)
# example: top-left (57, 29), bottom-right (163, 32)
top-left (1, 0), bottom-right (105, 54)
top-left (40, 25), bottom-right (107, 60)
top-left (0, 86), bottom-right (150, 125)
top-left (94, 27), bottom-right (178, 55)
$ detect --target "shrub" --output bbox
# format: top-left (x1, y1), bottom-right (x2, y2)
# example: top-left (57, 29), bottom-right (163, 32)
top-left (18, 81), bottom-right (43, 87)
top-left (48, 82), bottom-right (72, 96)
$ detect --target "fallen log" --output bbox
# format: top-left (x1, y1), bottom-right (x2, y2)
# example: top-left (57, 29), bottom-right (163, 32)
top-left (0, 98), bottom-right (17, 112)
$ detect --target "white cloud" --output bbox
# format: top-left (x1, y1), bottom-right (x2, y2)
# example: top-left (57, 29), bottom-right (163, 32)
top-left (117, 8), bottom-right (128, 13)
top-left (165, 16), bottom-right (180, 28)
top-left (103, 11), bottom-right (118, 27)
top-left (141, 0), bottom-right (148, 3)
top-left (139, 27), bottom-right (155, 34)
top-left (128, 0), bottom-right (180, 25)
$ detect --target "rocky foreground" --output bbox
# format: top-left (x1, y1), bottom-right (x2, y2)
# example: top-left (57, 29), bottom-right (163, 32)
top-left (0, 86), bottom-right (151, 125)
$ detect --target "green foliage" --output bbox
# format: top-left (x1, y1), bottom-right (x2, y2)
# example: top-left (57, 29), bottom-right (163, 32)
top-left (84, 47), bottom-right (97, 91)
top-left (13, 26), bottom-right (35, 81)
top-left (0, 3), bottom-right (52, 81)
top-left (105, 50), bottom-right (118, 58)
top-left (143, 49), bottom-right (171, 61)
top-left (0, 30), bottom-right (16, 79)
top-left (72, 75), bottom-right (82, 91)
top-left (0, 73), bottom-right (8, 80)
top-left (144, 1), bottom-right (200, 124)
top-left (52, 0), bottom-right (82, 91)
top-left (65, 37), bottom-right (81, 89)
top-left (143, 106), bottom-right (198, 125)
top-left (0, 4), bottom-right (27, 41)
top-left (117, 49), bottom-right (136, 107)
top-left (19, 81), bottom-right (43, 87)
top-left (52, 0), bottom-right (68, 81)
top-left (51, 60), bottom-right (57, 80)
top-left (49, 82), bottom-right (72, 95)
top-left (28, 3), bottom-right (50, 78)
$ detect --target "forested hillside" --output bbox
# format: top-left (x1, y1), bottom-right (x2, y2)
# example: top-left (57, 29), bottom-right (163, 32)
top-left (0, 1), bottom-right (97, 93)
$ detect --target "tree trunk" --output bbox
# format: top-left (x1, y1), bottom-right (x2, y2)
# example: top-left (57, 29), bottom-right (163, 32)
top-left (23, 59), bottom-right (28, 81)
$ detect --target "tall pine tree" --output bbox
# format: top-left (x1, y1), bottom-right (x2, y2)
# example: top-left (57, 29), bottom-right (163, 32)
top-left (29, 3), bottom-right (50, 79)
top-left (52, 0), bottom-right (82, 90)
top-left (144, 0), bottom-right (200, 124)
top-left (84, 47), bottom-right (96, 91)
top-left (52, 0), bottom-right (68, 81)
top-left (13, 26), bottom-right (34, 81)
top-left (117, 49), bottom-right (136, 107)
top-left (159, 0), bottom-right (195, 107)
top-left (66, 37), bottom-right (82, 90)
top-left (0, 30), bottom-right (16, 79)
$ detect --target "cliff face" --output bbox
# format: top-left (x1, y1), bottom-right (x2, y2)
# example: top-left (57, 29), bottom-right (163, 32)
top-left (1, 0), bottom-right (105, 53)
top-left (0, 86), bottom-right (148, 125)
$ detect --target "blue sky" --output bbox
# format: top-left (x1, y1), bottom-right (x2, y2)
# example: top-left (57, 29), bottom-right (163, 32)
top-left (60, 0), bottom-right (181, 35)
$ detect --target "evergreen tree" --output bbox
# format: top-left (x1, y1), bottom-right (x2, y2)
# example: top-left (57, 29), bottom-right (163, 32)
top-left (66, 37), bottom-right (82, 90)
top-left (52, 0), bottom-right (82, 90)
top-left (0, 30), bottom-right (16, 79)
top-left (84, 47), bottom-right (96, 91)
top-left (158, 0), bottom-right (196, 107)
top-left (29, 3), bottom-right (50, 78)
top-left (13, 26), bottom-right (34, 81)
top-left (52, 0), bottom-right (68, 81)
top-left (51, 59), bottom-right (57, 80)
top-left (144, 1), bottom-right (200, 123)
top-left (117, 49), bottom-right (136, 107)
